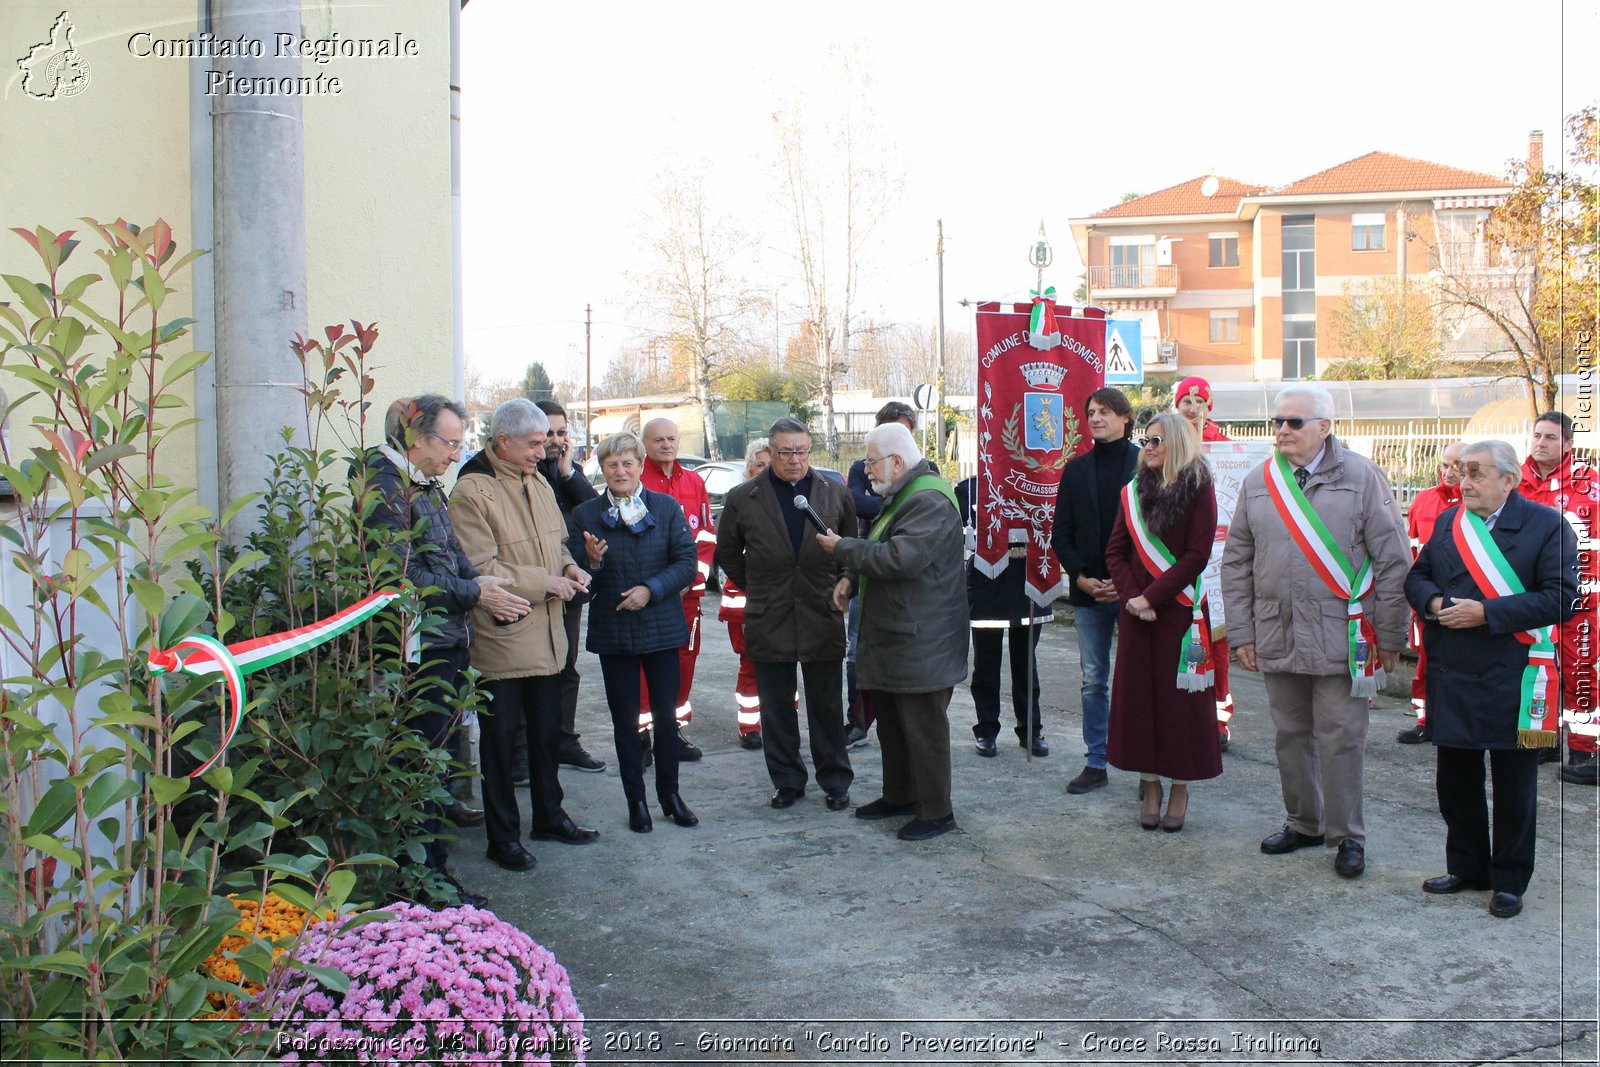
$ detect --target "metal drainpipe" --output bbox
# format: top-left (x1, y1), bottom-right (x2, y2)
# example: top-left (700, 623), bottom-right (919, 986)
top-left (210, 0), bottom-right (309, 543)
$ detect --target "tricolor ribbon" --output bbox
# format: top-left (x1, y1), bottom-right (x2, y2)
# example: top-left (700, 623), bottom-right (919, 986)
top-left (1027, 286), bottom-right (1060, 351)
top-left (1449, 510), bottom-right (1560, 748)
top-left (149, 588), bottom-right (408, 777)
top-left (1120, 481), bottom-right (1214, 692)
top-left (1262, 453), bottom-right (1384, 698)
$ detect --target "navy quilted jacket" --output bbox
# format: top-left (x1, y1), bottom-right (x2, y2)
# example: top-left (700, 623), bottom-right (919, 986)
top-left (569, 489), bottom-right (697, 655)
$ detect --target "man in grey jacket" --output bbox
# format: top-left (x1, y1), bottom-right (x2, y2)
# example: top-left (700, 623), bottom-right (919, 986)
top-left (1220, 384), bottom-right (1409, 879)
top-left (819, 423), bottom-right (968, 841)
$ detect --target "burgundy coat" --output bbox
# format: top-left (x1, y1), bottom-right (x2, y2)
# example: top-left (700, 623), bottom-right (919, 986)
top-left (1105, 469), bottom-right (1223, 782)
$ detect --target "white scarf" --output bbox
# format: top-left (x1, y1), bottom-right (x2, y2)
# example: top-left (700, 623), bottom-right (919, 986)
top-left (608, 488), bottom-right (648, 527)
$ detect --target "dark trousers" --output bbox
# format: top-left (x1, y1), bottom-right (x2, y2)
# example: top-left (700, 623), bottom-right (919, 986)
top-left (871, 688), bottom-right (954, 821)
top-left (480, 675), bottom-right (565, 847)
top-left (755, 659), bottom-right (853, 795)
top-left (599, 650), bottom-right (681, 806)
top-left (970, 624), bottom-right (1043, 742)
top-left (1436, 745), bottom-right (1540, 896)
top-left (412, 645), bottom-right (471, 868)
top-left (558, 600), bottom-right (584, 743)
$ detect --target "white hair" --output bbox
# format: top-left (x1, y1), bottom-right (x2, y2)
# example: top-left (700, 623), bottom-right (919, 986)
top-left (865, 422), bottom-right (923, 467)
top-left (1461, 439), bottom-right (1521, 480)
top-left (491, 397), bottom-right (550, 440)
top-left (1273, 383), bottom-right (1335, 421)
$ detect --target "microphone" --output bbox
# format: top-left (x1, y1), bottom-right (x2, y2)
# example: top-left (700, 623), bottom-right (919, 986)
top-left (791, 494), bottom-right (831, 535)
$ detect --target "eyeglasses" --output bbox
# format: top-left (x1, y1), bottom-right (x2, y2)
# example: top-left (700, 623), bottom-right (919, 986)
top-left (775, 449), bottom-right (811, 458)
top-left (1138, 436), bottom-right (1164, 449)
top-left (1449, 462), bottom-right (1502, 482)
top-left (551, 427), bottom-right (569, 436)
top-left (427, 431), bottom-right (463, 452)
top-left (1270, 416), bottom-right (1326, 430)
top-left (863, 455), bottom-right (887, 469)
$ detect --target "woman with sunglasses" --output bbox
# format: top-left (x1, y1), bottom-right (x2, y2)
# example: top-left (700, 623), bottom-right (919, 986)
top-left (1104, 411), bottom-right (1223, 831)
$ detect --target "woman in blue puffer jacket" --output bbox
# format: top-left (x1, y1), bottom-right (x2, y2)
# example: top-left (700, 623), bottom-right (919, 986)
top-left (570, 432), bottom-right (699, 833)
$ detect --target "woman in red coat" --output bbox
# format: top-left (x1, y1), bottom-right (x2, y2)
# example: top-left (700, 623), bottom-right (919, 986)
top-left (1106, 411), bottom-right (1223, 831)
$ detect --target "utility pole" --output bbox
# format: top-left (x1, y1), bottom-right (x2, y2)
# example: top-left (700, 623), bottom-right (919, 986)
top-left (584, 303), bottom-right (592, 456)
top-left (936, 219), bottom-right (947, 468)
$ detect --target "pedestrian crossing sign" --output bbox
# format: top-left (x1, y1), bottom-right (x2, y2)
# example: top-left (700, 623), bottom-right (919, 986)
top-left (1105, 320), bottom-right (1143, 385)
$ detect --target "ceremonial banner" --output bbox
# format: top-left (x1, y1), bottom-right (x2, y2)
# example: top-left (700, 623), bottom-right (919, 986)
top-left (974, 299), bottom-right (1105, 605)
top-left (1201, 440), bottom-right (1276, 635)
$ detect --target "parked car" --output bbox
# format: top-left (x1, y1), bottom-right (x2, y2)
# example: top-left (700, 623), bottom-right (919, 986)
top-left (697, 461), bottom-right (844, 525)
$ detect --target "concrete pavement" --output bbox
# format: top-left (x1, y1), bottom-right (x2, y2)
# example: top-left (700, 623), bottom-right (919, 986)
top-left (450, 594), bottom-right (1598, 1066)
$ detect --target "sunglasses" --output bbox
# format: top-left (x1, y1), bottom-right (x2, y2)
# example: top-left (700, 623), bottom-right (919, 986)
top-left (1270, 416), bottom-right (1326, 430)
top-left (1139, 436), bottom-right (1164, 449)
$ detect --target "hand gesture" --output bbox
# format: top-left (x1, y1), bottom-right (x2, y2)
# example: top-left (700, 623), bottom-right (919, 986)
top-left (1235, 643), bottom-right (1259, 672)
top-left (618, 585), bottom-right (652, 612)
top-left (831, 577), bottom-right (855, 613)
top-left (1125, 595), bottom-right (1155, 622)
top-left (545, 574), bottom-right (583, 602)
top-left (582, 531), bottom-right (609, 567)
top-left (816, 530), bottom-right (841, 554)
top-left (475, 575), bottom-right (531, 622)
top-left (563, 563), bottom-right (592, 593)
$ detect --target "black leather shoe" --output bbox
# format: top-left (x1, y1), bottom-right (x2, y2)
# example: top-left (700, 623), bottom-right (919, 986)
top-left (1066, 766), bottom-right (1108, 794)
top-left (529, 816), bottom-right (599, 845)
top-left (824, 790), bottom-right (850, 811)
top-left (660, 793), bottom-right (698, 827)
top-left (486, 841), bottom-right (536, 871)
top-left (444, 802), bottom-right (485, 828)
top-left (974, 736), bottom-right (997, 757)
top-left (1334, 840), bottom-right (1365, 878)
top-left (739, 731), bottom-right (763, 750)
top-left (1423, 873), bottom-right (1490, 894)
top-left (678, 730), bottom-right (703, 762)
top-left (769, 787), bottom-right (804, 809)
top-left (854, 797), bottom-right (916, 820)
top-left (1396, 725), bottom-right (1427, 744)
top-left (897, 814), bottom-right (957, 841)
top-left (1021, 735), bottom-right (1049, 757)
top-left (557, 745), bottom-right (606, 773)
top-left (628, 801), bottom-right (653, 833)
top-left (439, 869), bottom-right (489, 910)
top-left (1560, 758), bottom-right (1598, 785)
top-left (1260, 824), bottom-right (1325, 854)
top-left (1489, 892), bottom-right (1523, 918)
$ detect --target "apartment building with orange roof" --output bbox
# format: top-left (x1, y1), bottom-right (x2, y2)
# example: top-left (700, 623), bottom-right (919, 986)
top-left (1069, 143), bottom-right (1525, 382)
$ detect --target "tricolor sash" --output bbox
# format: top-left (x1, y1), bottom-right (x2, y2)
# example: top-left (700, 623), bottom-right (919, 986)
top-left (1449, 510), bottom-right (1560, 748)
top-left (858, 474), bottom-right (958, 606)
top-left (1120, 481), bottom-right (1214, 692)
top-left (1262, 453), bottom-right (1384, 697)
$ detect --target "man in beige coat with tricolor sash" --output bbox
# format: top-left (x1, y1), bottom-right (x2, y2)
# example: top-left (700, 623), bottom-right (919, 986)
top-left (1221, 384), bottom-right (1409, 880)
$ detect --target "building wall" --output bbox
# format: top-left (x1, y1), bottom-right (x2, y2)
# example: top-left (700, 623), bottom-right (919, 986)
top-left (1, 1), bottom-right (454, 505)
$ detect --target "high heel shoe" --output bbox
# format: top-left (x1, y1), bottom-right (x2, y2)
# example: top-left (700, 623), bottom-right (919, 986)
top-left (1139, 780), bottom-right (1162, 830)
top-left (628, 800), bottom-right (653, 834)
top-left (1161, 783), bottom-right (1188, 833)
top-left (660, 793), bottom-right (698, 827)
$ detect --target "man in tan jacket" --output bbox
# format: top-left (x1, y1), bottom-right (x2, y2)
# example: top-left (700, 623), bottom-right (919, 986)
top-left (1221, 384), bottom-right (1409, 880)
top-left (451, 399), bottom-right (598, 871)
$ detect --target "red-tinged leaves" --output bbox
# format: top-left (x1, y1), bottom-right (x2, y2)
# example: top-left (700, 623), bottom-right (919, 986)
top-left (325, 324), bottom-right (345, 343)
top-left (352, 320), bottom-right (379, 350)
top-left (10, 227), bottom-right (42, 253)
top-left (148, 220), bottom-right (174, 266)
top-left (39, 427), bottom-right (93, 467)
top-left (27, 855), bottom-right (59, 906)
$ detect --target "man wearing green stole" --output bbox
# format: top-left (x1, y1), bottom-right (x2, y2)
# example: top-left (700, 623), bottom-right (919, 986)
top-left (1405, 440), bottom-right (1577, 919)
top-left (1221, 384), bottom-right (1410, 880)
top-left (818, 423), bottom-right (969, 841)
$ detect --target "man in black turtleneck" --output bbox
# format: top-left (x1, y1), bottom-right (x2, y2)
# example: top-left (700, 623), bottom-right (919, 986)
top-left (1051, 387), bottom-right (1139, 795)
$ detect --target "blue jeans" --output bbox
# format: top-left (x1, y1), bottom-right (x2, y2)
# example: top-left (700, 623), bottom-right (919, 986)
top-left (1074, 601), bottom-right (1120, 769)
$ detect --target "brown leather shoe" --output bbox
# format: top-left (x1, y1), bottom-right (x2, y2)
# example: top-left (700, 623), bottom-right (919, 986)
top-left (444, 802), bottom-right (485, 828)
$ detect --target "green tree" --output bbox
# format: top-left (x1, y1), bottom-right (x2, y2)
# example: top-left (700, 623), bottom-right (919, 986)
top-left (521, 360), bottom-right (554, 402)
top-left (1433, 104), bottom-right (1598, 414)
top-left (721, 356), bottom-right (818, 422)
top-left (1323, 276), bottom-right (1443, 380)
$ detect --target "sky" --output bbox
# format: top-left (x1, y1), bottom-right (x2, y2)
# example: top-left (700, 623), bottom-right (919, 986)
top-left (459, 0), bottom-right (1594, 393)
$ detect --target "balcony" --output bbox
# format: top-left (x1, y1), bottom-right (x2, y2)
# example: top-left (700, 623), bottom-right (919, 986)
top-left (1087, 264), bottom-right (1180, 297)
